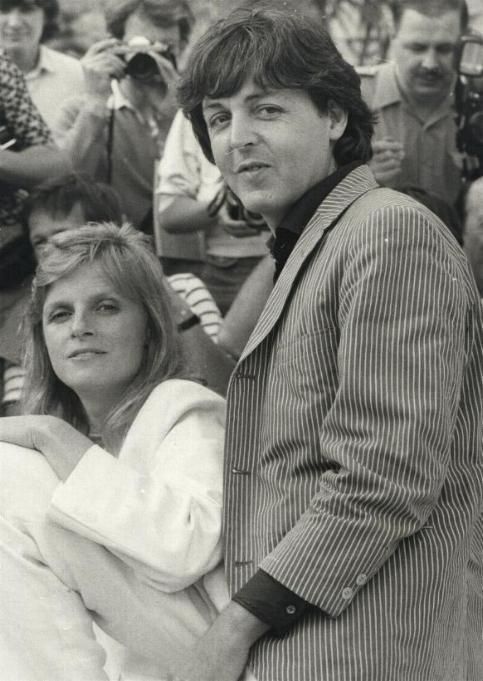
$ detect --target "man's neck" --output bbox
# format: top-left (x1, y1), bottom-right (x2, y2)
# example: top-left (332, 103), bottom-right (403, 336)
top-left (407, 94), bottom-right (448, 122)
top-left (7, 45), bottom-right (40, 74)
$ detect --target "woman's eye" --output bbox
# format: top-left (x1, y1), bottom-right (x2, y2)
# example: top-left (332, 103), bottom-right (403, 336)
top-left (97, 302), bottom-right (118, 313)
top-left (48, 309), bottom-right (70, 323)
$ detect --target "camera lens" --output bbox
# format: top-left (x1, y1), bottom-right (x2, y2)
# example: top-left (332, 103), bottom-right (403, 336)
top-left (125, 53), bottom-right (160, 82)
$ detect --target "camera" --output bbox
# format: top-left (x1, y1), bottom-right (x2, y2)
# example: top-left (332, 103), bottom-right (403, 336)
top-left (455, 33), bottom-right (483, 181)
top-left (122, 36), bottom-right (177, 84)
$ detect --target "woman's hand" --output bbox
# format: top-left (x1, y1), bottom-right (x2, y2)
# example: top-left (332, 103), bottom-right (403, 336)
top-left (0, 416), bottom-right (94, 481)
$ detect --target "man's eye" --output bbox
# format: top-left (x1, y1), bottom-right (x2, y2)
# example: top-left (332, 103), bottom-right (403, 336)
top-left (208, 113), bottom-right (229, 129)
top-left (257, 105), bottom-right (281, 117)
top-left (437, 44), bottom-right (455, 56)
top-left (408, 44), bottom-right (426, 53)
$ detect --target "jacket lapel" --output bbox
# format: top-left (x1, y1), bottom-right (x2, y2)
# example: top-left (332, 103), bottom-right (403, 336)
top-left (240, 165), bottom-right (379, 361)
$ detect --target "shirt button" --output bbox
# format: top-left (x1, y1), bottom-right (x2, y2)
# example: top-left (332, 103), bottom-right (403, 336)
top-left (356, 573), bottom-right (368, 586)
top-left (285, 605), bottom-right (297, 615)
top-left (341, 587), bottom-right (353, 600)
top-left (231, 467), bottom-right (250, 475)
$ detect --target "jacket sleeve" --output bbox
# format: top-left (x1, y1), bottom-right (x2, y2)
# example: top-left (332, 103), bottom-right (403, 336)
top-left (48, 383), bottom-right (225, 593)
top-left (260, 203), bottom-right (475, 616)
top-left (53, 95), bottom-right (108, 175)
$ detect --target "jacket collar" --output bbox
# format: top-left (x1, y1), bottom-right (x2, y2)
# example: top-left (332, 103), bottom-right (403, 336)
top-left (239, 164), bottom-right (379, 361)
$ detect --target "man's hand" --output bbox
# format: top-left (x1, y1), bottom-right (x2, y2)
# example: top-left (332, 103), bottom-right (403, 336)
top-left (81, 38), bottom-right (127, 101)
top-left (126, 50), bottom-right (180, 125)
top-left (0, 415), bottom-right (93, 481)
top-left (369, 137), bottom-right (405, 185)
top-left (170, 601), bottom-right (270, 681)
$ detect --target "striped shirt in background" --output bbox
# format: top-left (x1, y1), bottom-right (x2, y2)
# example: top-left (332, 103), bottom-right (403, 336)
top-left (167, 273), bottom-right (222, 341)
top-left (2, 360), bottom-right (25, 412)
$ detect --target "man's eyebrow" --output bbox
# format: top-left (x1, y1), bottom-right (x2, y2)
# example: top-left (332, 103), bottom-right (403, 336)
top-left (203, 90), bottom-right (281, 111)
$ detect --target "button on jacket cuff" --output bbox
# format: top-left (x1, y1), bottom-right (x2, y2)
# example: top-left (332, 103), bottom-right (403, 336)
top-left (232, 569), bottom-right (311, 635)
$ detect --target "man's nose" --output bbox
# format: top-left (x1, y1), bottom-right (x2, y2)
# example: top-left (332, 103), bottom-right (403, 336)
top-left (229, 112), bottom-right (257, 149)
top-left (4, 10), bottom-right (23, 27)
top-left (421, 48), bottom-right (440, 70)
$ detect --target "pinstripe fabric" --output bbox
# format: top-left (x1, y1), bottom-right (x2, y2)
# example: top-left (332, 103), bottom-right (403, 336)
top-left (223, 166), bottom-right (483, 681)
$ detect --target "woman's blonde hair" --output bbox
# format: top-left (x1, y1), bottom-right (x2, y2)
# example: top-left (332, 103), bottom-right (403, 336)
top-left (22, 222), bottom-right (186, 450)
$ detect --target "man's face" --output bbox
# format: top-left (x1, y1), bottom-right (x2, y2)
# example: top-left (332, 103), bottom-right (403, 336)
top-left (463, 179), bottom-right (483, 297)
top-left (391, 8), bottom-right (461, 106)
top-left (0, 4), bottom-right (44, 54)
top-left (202, 78), bottom-right (347, 230)
top-left (123, 9), bottom-right (182, 59)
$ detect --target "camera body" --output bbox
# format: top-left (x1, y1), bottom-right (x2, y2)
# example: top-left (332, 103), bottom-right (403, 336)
top-left (121, 36), bottom-right (177, 84)
top-left (455, 34), bottom-right (483, 181)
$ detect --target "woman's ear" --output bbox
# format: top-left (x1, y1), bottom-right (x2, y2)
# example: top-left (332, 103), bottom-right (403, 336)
top-left (327, 100), bottom-right (348, 141)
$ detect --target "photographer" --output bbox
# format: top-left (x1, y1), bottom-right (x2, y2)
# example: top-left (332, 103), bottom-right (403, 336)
top-left (54, 0), bottom-right (193, 231)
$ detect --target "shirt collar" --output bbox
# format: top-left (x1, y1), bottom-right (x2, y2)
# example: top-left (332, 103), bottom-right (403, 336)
top-left (25, 45), bottom-right (52, 80)
top-left (371, 61), bottom-right (402, 109)
top-left (109, 79), bottom-right (135, 111)
top-left (372, 60), bottom-right (455, 124)
top-left (270, 161), bottom-right (363, 281)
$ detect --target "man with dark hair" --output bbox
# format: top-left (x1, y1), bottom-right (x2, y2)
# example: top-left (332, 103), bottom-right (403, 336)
top-left (55, 0), bottom-right (194, 231)
top-left (0, 0), bottom-right (85, 129)
top-left (360, 0), bottom-right (467, 204)
top-left (174, 6), bottom-right (483, 681)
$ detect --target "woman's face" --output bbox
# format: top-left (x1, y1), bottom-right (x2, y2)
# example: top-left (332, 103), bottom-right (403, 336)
top-left (42, 261), bottom-right (148, 414)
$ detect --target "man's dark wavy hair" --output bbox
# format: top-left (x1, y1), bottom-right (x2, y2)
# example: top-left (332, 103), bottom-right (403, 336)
top-left (178, 6), bottom-right (375, 167)
top-left (0, 0), bottom-right (59, 41)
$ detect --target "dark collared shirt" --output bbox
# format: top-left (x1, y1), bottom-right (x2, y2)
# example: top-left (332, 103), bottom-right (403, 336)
top-left (233, 160), bottom-right (363, 634)
top-left (271, 161), bottom-right (363, 281)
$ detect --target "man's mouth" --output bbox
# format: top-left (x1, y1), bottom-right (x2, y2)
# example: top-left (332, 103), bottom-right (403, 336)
top-left (236, 161), bottom-right (270, 174)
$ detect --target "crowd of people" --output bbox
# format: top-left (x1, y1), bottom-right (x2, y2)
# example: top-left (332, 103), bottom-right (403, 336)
top-left (0, 1), bottom-right (482, 680)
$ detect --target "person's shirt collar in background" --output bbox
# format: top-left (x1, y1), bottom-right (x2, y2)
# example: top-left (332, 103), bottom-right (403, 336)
top-left (270, 161), bottom-right (363, 281)
top-left (25, 45), bottom-right (53, 81)
top-left (109, 79), bottom-right (159, 137)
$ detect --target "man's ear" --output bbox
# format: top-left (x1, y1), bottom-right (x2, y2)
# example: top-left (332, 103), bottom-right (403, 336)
top-left (327, 100), bottom-right (348, 141)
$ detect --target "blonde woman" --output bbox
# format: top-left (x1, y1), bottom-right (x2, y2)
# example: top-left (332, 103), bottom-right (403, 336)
top-left (0, 222), bottom-right (228, 680)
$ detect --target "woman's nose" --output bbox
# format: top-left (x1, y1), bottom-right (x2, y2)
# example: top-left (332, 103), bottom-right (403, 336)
top-left (70, 311), bottom-right (93, 338)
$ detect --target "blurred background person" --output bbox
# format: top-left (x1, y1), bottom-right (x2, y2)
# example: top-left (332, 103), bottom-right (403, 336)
top-left (461, 176), bottom-right (483, 297)
top-left (0, 0), bottom-right (85, 129)
top-left (359, 0), bottom-right (467, 205)
top-left (0, 46), bottom-right (70, 334)
top-left (54, 0), bottom-right (194, 233)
